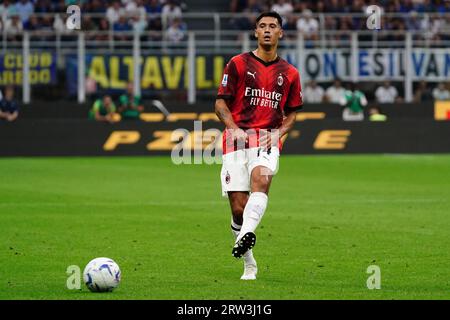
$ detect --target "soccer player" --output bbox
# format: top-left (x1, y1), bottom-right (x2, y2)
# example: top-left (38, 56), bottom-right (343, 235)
top-left (215, 11), bottom-right (303, 280)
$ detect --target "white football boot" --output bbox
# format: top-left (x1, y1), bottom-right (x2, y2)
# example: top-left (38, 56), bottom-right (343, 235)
top-left (240, 250), bottom-right (257, 280)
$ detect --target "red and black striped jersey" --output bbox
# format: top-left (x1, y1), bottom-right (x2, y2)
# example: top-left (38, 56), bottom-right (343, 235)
top-left (217, 51), bottom-right (303, 154)
top-left (217, 51), bottom-right (303, 130)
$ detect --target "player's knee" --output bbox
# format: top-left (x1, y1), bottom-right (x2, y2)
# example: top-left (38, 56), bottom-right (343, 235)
top-left (251, 173), bottom-right (271, 191)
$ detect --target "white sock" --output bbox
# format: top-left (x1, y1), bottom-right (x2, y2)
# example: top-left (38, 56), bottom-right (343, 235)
top-left (231, 218), bottom-right (254, 263)
top-left (237, 192), bottom-right (268, 242)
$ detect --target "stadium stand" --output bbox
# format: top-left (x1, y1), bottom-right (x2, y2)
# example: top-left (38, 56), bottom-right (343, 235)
top-left (0, 0), bottom-right (449, 103)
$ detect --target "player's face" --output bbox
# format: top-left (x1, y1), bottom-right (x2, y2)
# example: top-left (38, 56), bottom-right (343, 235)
top-left (255, 17), bottom-right (283, 48)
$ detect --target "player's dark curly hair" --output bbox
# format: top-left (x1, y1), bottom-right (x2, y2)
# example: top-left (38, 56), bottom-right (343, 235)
top-left (255, 11), bottom-right (283, 28)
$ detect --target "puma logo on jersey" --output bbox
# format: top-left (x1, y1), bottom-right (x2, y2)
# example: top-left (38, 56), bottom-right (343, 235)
top-left (247, 71), bottom-right (256, 79)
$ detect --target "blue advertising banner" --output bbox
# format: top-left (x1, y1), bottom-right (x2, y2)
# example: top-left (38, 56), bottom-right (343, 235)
top-left (283, 48), bottom-right (450, 81)
top-left (0, 52), bottom-right (57, 85)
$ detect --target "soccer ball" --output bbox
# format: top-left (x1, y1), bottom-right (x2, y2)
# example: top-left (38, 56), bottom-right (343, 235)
top-left (83, 257), bottom-right (121, 292)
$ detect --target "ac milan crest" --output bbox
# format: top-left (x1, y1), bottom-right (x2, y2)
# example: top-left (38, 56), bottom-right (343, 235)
top-left (225, 171), bottom-right (231, 184)
top-left (277, 74), bottom-right (283, 86)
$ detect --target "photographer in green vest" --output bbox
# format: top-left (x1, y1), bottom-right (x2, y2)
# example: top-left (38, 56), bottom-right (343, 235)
top-left (88, 95), bottom-right (117, 123)
top-left (118, 82), bottom-right (144, 120)
top-left (340, 82), bottom-right (368, 121)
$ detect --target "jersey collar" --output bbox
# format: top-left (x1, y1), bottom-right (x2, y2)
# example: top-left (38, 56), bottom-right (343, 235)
top-left (249, 51), bottom-right (280, 67)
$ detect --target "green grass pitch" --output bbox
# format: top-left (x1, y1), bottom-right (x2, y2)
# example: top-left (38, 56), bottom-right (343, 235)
top-left (1, 155), bottom-right (449, 300)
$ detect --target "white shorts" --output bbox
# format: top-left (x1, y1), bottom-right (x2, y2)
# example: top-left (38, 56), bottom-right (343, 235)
top-left (220, 147), bottom-right (280, 197)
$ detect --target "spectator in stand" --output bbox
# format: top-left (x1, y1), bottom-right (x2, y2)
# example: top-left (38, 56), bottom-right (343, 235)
top-left (95, 18), bottom-right (111, 41)
top-left (385, 18), bottom-right (407, 42)
top-left (349, 0), bottom-right (365, 30)
top-left (148, 16), bottom-right (163, 42)
top-left (24, 15), bottom-right (42, 30)
top-left (34, 0), bottom-right (52, 13)
top-left (337, 17), bottom-right (352, 41)
top-left (270, 0), bottom-right (293, 26)
top-left (230, 0), bottom-right (249, 13)
top-left (293, 0), bottom-right (308, 14)
top-left (296, 9), bottom-right (319, 42)
top-left (123, 0), bottom-right (137, 13)
top-left (5, 14), bottom-right (23, 41)
top-left (422, 14), bottom-right (445, 44)
top-left (88, 0), bottom-right (107, 17)
top-left (114, 15), bottom-right (132, 41)
top-left (51, 0), bottom-right (67, 13)
top-left (315, 1), bottom-right (326, 14)
top-left (15, 0), bottom-right (34, 24)
top-left (415, 0), bottom-right (434, 13)
top-left (131, 14), bottom-right (148, 35)
top-left (81, 15), bottom-right (100, 43)
top-left (233, 0), bottom-right (265, 32)
top-left (303, 80), bottom-right (325, 103)
top-left (107, 0), bottom-right (125, 25)
top-left (162, 0), bottom-right (182, 25)
top-left (324, 0), bottom-right (344, 13)
top-left (414, 80), bottom-right (434, 102)
top-left (125, 0), bottom-right (146, 19)
top-left (405, 10), bottom-right (425, 40)
top-left (375, 81), bottom-right (401, 104)
top-left (0, 0), bottom-right (17, 22)
top-left (399, 0), bottom-right (415, 13)
top-left (323, 15), bottom-right (339, 44)
top-left (41, 15), bottom-right (55, 40)
top-left (432, 83), bottom-right (450, 101)
top-left (89, 95), bottom-right (117, 123)
top-left (166, 17), bottom-right (187, 43)
top-left (436, 0), bottom-right (449, 14)
top-left (0, 86), bottom-right (19, 122)
top-left (283, 14), bottom-right (298, 41)
top-left (147, 0), bottom-right (163, 15)
top-left (325, 78), bottom-right (345, 104)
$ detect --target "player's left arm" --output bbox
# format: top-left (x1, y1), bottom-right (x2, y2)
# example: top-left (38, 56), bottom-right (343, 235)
top-left (278, 111), bottom-right (297, 138)
top-left (280, 70), bottom-right (303, 138)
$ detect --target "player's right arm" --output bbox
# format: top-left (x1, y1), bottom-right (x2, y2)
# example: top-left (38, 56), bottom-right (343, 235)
top-left (215, 99), bottom-right (248, 142)
top-left (215, 99), bottom-right (238, 130)
top-left (215, 58), bottom-right (247, 143)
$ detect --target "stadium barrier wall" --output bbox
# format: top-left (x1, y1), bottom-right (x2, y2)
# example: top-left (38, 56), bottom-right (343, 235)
top-left (18, 101), bottom-right (436, 119)
top-left (1, 119), bottom-right (449, 157)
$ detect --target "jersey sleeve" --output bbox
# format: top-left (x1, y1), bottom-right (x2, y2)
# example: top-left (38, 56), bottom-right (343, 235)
top-left (285, 71), bottom-right (303, 114)
top-left (216, 59), bottom-right (239, 100)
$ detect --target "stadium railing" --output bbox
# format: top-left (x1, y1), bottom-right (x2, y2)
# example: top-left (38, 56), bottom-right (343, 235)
top-left (1, 12), bottom-right (450, 104)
